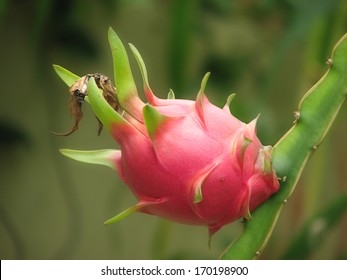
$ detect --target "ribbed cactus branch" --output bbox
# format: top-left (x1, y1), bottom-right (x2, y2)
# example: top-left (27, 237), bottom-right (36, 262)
top-left (221, 33), bottom-right (347, 259)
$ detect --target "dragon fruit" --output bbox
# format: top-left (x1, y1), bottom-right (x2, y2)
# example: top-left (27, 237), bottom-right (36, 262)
top-left (58, 28), bottom-right (279, 236)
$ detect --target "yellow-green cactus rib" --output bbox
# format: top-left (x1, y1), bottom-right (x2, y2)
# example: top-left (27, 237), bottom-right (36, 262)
top-left (221, 33), bottom-right (347, 260)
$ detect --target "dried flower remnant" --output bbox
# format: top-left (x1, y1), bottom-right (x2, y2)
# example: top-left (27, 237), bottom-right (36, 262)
top-left (52, 73), bottom-right (120, 136)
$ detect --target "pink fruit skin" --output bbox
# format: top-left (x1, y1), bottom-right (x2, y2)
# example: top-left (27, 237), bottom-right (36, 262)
top-left (109, 86), bottom-right (279, 236)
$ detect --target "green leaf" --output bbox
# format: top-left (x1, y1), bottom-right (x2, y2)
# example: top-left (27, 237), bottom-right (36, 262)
top-left (59, 149), bottom-right (119, 170)
top-left (221, 33), bottom-right (347, 259)
top-left (281, 194), bottom-right (347, 259)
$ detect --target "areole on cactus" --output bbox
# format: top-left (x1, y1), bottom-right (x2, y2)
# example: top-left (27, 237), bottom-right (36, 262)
top-left (54, 27), bottom-right (279, 237)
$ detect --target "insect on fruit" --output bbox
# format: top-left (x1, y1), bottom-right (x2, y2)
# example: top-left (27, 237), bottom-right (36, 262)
top-left (52, 73), bottom-right (120, 136)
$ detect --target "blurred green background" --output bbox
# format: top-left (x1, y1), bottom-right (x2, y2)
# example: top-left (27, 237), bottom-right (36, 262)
top-left (1, 0), bottom-right (347, 260)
